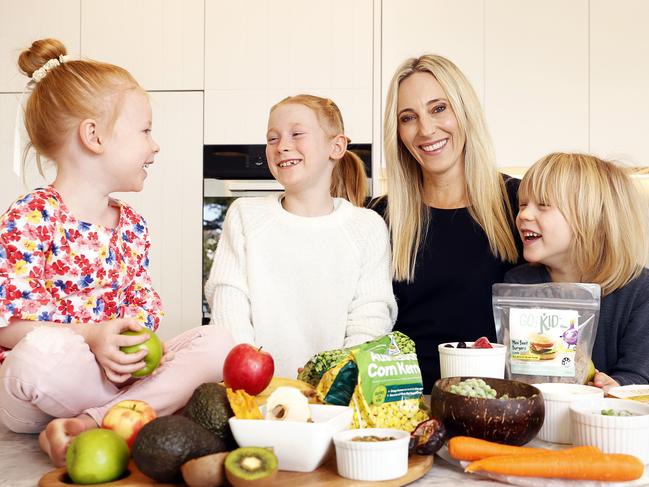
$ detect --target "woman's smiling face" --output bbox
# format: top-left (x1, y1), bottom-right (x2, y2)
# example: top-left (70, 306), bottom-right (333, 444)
top-left (396, 71), bottom-right (465, 178)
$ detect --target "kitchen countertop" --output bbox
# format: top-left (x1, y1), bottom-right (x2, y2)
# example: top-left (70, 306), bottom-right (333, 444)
top-left (2, 423), bottom-right (647, 486)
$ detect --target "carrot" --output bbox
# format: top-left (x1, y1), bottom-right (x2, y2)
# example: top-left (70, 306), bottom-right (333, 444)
top-left (448, 436), bottom-right (549, 461)
top-left (465, 447), bottom-right (644, 481)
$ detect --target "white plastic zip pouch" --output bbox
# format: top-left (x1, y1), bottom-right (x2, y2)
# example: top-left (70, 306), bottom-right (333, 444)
top-left (493, 283), bottom-right (601, 384)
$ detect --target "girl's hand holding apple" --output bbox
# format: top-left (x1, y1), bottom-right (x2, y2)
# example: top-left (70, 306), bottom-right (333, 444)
top-left (85, 318), bottom-right (149, 383)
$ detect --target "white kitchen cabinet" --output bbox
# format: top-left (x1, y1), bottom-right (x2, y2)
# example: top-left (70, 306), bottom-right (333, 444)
top-left (590, 0), bottom-right (649, 166)
top-left (204, 0), bottom-right (373, 144)
top-left (80, 0), bottom-right (203, 91)
top-left (0, 0), bottom-right (80, 92)
top-left (381, 0), bottom-right (485, 103)
top-left (116, 91), bottom-right (204, 340)
top-left (484, 0), bottom-right (589, 167)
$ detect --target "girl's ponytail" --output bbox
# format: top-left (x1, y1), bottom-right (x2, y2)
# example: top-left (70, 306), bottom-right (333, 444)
top-left (330, 149), bottom-right (367, 207)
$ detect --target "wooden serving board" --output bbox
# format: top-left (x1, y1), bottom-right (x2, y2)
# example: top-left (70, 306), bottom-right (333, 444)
top-left (40, 455), bottom-right (433, 487)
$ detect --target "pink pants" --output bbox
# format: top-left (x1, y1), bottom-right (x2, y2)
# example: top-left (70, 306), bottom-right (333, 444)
top-left (0, 324), bottom-right (234, 433)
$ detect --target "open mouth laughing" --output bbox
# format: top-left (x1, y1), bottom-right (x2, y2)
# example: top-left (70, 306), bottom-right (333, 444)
top-left (278, 159), bottom-right (301, 168)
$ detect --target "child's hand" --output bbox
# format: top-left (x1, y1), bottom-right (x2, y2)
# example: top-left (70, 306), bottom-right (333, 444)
top-left (86, 318), bottom-right (149, 384)
top-left (588, 370), bottom-right (621, 393)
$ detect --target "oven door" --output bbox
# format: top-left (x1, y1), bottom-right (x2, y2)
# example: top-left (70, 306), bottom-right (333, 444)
top-left (202, 179), bottom-right (283, 323)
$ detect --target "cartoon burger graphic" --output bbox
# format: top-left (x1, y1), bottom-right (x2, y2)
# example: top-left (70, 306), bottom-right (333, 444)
top-left (529, 333), bottom-right (556, 360)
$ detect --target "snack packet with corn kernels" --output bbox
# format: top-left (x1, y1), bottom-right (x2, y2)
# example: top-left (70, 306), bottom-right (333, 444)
top-left (315, 332), bottom-right (429, 432)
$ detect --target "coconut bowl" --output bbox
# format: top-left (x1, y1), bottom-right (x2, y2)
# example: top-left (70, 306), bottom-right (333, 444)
top-left (430, 377), bottom-right (544, 445)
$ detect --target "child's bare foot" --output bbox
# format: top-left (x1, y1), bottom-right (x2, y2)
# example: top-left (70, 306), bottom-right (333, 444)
top-left (38, 414), bottom-right (97, 466)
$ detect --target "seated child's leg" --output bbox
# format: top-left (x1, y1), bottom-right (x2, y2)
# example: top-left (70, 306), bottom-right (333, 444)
top-left (84, 324), bottom-right (234, 422)
top-left (0, 327), bottom-right (118, 433)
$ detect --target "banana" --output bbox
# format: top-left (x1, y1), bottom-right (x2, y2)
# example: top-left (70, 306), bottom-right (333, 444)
top-left (255, 377), bottom-right (320, 406)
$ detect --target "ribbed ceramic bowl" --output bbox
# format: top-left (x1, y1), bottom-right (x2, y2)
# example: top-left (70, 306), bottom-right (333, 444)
top-left (533, 383), bottom-right (604, 444)
top-left (333, 428), bottom-right (410, 481)
top-left (438, 342), bottom-right (506, 379)
top-left (430, 377), bottom-right (544, 445)
top-left (570, 398), bottom-right (649, 463)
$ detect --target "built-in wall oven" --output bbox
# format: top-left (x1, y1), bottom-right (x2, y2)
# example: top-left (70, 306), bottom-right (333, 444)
top-left (202, 144), bottom-right (372, 323)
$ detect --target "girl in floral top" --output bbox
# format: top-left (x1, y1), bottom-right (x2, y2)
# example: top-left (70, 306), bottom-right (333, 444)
top-left (0, 39), bottom-right (234, 467)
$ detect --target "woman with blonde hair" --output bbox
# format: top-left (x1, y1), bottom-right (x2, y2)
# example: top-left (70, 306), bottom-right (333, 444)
top-left (372, 54), bottom-right (520, 390)
top-left (507, 152), bottom-right (649, 389)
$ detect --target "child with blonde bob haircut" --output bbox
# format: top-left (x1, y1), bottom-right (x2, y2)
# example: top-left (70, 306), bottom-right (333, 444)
top-left (205, 94), bottom-right (397, 377)
top-left (0, 39), bottom-right (233, 467)
top-left (506, 152), bottom-right (649, 389)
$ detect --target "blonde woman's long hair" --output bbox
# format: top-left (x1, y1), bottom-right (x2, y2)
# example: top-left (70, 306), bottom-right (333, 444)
top-left (519, 152), bottom-right (648, 295)
top-left (383, 54), bottom-right (518, 281)
top-left (270, 94), bottom-right (367, 207)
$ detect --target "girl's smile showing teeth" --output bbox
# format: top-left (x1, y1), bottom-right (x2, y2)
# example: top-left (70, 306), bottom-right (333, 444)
top-left (419, 138), bottom-right (447, 153)
top-left (278, 159), bottom-right (301, 168)
top-left (521, 230), bottom-right (542, 242)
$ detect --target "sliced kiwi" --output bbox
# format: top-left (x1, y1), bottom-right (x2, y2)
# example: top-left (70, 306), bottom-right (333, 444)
top-left (224, 447), bottom-right (278, 486)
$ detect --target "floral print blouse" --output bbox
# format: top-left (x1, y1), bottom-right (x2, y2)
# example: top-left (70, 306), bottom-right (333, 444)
top-left (0, 186), bottom-right (163, 362)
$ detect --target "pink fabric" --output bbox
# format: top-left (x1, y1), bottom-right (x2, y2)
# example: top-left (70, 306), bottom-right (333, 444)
top-left (0, 325), bottom-right (234, 433)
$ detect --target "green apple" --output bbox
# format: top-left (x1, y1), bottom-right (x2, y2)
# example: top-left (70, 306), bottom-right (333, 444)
top-left (66, 428), bottom-right (129, 484)
top-left (120, 328), bottom-right (163, 377)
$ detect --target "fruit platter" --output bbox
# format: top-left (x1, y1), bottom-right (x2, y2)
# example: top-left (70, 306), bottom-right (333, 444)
top-left (38, 333), bottom-right (649, 486)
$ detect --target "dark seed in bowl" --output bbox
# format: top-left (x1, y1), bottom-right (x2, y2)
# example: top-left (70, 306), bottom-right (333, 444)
top-left (457, 342), bottom-right (467, 348)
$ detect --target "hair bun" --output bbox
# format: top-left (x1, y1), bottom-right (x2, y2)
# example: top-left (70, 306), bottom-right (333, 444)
top-left (18, 38), bottom-right (68, 78)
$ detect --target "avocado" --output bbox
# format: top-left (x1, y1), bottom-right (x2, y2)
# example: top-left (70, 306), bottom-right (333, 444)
top-left (132, 415), bottom-right (226, 483)
top-left (183, 382), bottom-right (236, 448)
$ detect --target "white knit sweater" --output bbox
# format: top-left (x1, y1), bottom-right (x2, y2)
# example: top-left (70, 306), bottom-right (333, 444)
top-left (204, 194), bottom-right (397, 377)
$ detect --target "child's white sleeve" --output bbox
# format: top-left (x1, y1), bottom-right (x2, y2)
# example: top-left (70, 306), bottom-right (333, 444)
top-left (344, 215), bottom-right (397, 347)
top-left (204, 202), bottom-right (255, 345)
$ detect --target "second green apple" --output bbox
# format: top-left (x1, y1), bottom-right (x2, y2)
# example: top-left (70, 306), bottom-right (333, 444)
top-left (120, 328), bottom-right (163, 377)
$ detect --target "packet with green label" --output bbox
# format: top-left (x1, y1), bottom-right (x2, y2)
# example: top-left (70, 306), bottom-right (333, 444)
top-left (315, 332), bottom-right (429, 431)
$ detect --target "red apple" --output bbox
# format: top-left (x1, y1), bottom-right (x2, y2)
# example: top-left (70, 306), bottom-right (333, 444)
top-left (101, 399), bottom-right (156, 448)
top-left (223, 344), bottom-right (274, 395)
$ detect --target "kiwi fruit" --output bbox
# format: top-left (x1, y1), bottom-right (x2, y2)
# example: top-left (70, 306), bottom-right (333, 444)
top-left (224, 447), bottom-right (278, 486)
top-left (181, 451), bottom-right (229, 487)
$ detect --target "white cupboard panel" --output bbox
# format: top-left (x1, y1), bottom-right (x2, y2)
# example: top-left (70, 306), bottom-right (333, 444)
top-left (81, 0), bottom-right (203, 91)
top-left (590, 0), bottom-right (649, 166)
top-left (116, 91), bottom-right (203, 340)
top-left (485, 0), bottom-right (588, 167)
top-left (382, 0), bottom-right (485, 103)
top-left (0, 0), bottom-right (80, 92)
top-left (204, 89), bottom-right (372, 145)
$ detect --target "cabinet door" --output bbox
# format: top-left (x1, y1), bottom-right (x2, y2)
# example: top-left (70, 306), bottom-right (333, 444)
top-left (0, 0), bottom-right (80, 92)
top-left (81, 0), bottom-right (203, 91)
top-left (382, 0), bottom-right (484, 103)
top-left (116, 92), bottom-right (203, 339)
top-left (590, 0), bottom-right (649, 165)
top-left (204, 0), bottom-right (373, 144)
top-left (484, 0), bottom-right (588, 168)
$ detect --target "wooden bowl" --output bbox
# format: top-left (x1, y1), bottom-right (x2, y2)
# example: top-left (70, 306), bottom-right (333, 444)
top-left (430, 377), bottom-right (544, 445)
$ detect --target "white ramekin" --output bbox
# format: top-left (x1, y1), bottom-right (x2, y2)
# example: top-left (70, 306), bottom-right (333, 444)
top-left (571, 398), bottom-right (649, 464)
top-left (438, 342), bottom-right (507, 379)
top-left (333, 428), bottom-right (410, 481)
top-left (533, 383), bottom-right (604, 444)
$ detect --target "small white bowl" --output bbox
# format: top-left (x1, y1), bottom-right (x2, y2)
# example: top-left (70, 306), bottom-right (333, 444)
top-left (571, 398), bottom-right (649, 464)
top-left (533, 383), bottom-right (603, 444)
top-left (228, 404), bottom-right (352, 472)
top-left (333, 428), bottom-right (410, 481)
top-left (438, 342), bottom-right (506, 379)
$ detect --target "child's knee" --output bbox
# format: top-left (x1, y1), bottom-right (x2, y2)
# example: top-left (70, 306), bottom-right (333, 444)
top-left (198, 324), bottom-right (235, 354)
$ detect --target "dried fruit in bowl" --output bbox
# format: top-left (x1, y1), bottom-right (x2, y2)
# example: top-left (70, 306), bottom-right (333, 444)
top-left (472, 337), bottom-right (493, 349)
top-left (226, 388), bottom-right (263, 420)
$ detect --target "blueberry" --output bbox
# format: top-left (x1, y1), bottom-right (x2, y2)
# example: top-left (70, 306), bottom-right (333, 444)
top-left (444, 344), bottom-right (454, 348)
top-left (457, 341), bottom-right (467, 348)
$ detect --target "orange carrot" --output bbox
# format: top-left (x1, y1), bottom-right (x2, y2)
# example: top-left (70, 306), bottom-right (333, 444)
top-left (448, 436), bottom-right (549, 461)
top-left (465, 447), bottom-right (644, 481)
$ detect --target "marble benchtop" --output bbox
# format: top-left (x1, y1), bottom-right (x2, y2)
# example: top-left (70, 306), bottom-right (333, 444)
top-left (2, 423), bottom-right (646, 486)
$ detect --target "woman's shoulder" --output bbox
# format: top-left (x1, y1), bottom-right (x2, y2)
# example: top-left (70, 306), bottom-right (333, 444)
top-left (501, 173), bottom-right (521, 205)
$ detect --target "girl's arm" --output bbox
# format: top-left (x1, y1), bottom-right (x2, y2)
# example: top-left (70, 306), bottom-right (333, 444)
top-left (344, 214), bottom-right (398, 347)
top-left (204, 201), bottom-right (255, 345)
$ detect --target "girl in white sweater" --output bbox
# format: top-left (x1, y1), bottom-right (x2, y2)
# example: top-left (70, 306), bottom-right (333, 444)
top-left (205, 95), bottom-right (397, 377)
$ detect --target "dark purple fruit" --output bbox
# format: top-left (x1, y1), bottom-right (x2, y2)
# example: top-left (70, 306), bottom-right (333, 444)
top-left (408, 418), bottom-right (446, 455)
top-left (457, 341), bottom-right (467, 348)
top-left (444, 344), bottom-right (454, 348)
